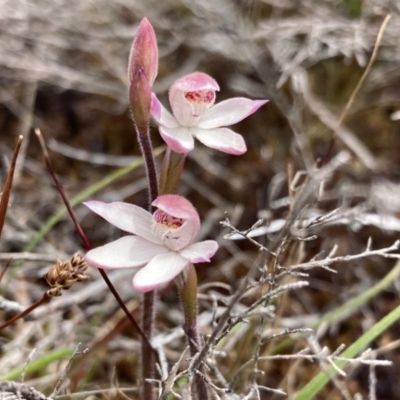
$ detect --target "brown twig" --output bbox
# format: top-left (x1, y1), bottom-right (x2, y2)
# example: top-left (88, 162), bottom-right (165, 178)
top-left (0, 293), bottom-right (50, 331)
top-left (322, 14), bottom-right (392, 165)
top-left (0, 257), bottom-right (13, 283)
top-left (34, 129), bottom-right (156, 353)
top-left (0, 135), bottom-right (23, 241)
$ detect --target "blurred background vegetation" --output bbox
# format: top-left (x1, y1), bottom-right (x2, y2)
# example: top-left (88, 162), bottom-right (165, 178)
top-left (1, 0), bottom-right (400, 399)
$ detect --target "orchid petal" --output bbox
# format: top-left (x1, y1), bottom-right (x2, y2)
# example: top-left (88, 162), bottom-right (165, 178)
top-left (153, 195), bottom-right (200, 224)
top-left (151, 93), bottom-right (179, 128)
top-left (132, 251), bottom-right (189, 292)
top-left (180, 240), bottom-right (219, 263)
top-left (169, 72), bottom-right (219, 127)
top-left (159, 126), bottom-right (194, 153)
top-left (85, 236), bottom-right (169, 269)
top-left (190, 127), bottom-right (247, 155)
top-left (84, 201), bottom-right (162, 245)
top-left (170, 72), bottom-right (220, 93)
top-left (198, 98), bottom-right (268, 129)
top-left (152, 195), bottom-right (200, 249)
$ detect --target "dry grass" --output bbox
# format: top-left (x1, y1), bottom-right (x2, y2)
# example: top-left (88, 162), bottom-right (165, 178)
top-left (1, 0), bottom-right (400, 399)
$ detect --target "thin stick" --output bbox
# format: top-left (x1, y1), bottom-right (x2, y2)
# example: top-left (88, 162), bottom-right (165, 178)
top-left (20, 348), bottom-right (37, 383)
top-left (0, 136), bottom-right (23, 241)
top-left (0, 258), bottom-right (13, 283)
top-left (14, 82), bottom-right (38, 182)
top-left (322, 14), bottom-right (391, 164)
top-left (50, 343), bottom-right (89, 399)
top-left (0, 293), bottom-right (50, 330)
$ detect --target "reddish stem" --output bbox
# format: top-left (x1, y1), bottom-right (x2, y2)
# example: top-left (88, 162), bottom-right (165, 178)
top-left (0, 136), bottom-right (23, 241)
top-left (35, 131), bottom-right (155, 353)
top-left (136, 131), bottom-right (158, 400)
top-left (0, 293), bottom-right (50, 331)
top-left (0, 258), bottom-right (12, 283)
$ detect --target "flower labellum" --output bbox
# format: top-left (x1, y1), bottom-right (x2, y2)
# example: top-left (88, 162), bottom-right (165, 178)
top-left (151, 71), bottom-right (268, 154)
top-left (84, 195), bottom-right (218, 293)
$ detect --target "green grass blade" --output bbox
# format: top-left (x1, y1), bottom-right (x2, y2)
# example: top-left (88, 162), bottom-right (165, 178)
top-left (293, 300), bottom-right (400, 400)
top-left (0, 348), bottom-right (74, 381)
top-left (24, 151), bottom-right (163, 253)
top-left (271, 260), bottom-right (400, 355)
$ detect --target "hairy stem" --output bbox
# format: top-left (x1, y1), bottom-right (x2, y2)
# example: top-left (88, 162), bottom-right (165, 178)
top-left (135, 126), bottom-right (159, 400)
top-left (138, 129), bottom-right (159, 207)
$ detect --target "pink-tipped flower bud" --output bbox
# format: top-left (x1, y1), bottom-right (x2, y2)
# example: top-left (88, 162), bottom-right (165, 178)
top-left (128, 17), bottom-right (158, 87)
top-left (130, 69), bottom-right (152, 134)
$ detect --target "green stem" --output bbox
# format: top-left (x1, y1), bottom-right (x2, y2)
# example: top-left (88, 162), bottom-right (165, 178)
top-left (178, 264), bottom-right (209, 400)
top-left (138, 130), bottom-right (159, 208)
top-left (159, 148), bottom-right (186, 194)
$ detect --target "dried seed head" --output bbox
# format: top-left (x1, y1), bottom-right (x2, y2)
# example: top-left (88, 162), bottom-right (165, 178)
top-left (46, 253), bottom-right (89, 297)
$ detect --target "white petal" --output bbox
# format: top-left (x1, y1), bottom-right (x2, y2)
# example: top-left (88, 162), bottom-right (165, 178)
top-left (84, 201), bottom-right (163, 244)
top-left (190, 127), bottom-right (246, 155)
top-left (180, 240), bottom-right (219, 263)
top-left (198, 98), bottom-right (267, 129)
top-left (85, 236), bottom-right (169, 269)
top-left (159, 126), bottom-right (195, 153)
top-left (132, 251), bottom-right (189, 292)
top-left (151, 93), bottom-right (179, 128)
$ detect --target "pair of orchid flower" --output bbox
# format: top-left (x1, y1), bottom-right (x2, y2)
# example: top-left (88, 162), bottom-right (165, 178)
top-left (84, 18), bottom-right (267, 292)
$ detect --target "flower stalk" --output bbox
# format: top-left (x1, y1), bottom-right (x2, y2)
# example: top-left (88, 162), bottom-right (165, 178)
top-left (128, 18), bottom-right (159, 400)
